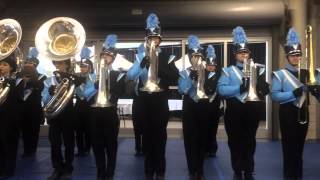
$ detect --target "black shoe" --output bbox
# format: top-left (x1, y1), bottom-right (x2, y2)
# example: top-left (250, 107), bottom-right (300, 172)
top-left (233, 172), bottom-right (243, 180)
top-left (244, 172), bottom-right (255, 180)
top-left (189, 173), bottom-right (196, 180)
top-left (135, 151), bottom-right (144, 157)
top-left (47, 170), bottom-right (62, 180)
top-left (61, 171), bottom-right (72, 180)
top-left (207, 152), bottom-right (216, 158)
top-left (105, 176), bottom-right (114, 180)
top-left (145, 174), bottom-right (154, 180)
top-left (96, 177), bottom-right (104, 180)
top-left (155, 175), bottom-right (164, 180)
top-left (197, 173), bottom-right (205, 180)
top-left (0, 174), bottom-right (14, 180)
top-left (75, 152), bottom-right (87, 157)
top-left (22, 152), bottom-right (36, 158)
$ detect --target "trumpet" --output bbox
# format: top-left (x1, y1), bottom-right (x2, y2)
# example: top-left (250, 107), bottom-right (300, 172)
top-left (36, 17), bottom-right (86, 119)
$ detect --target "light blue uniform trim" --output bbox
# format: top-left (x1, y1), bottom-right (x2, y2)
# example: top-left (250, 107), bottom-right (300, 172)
top-left (271, 70), bottom-right (297, 104)
top-left (178, 70), bottom-right (193, 94)
top-left (127, 52), bottom-right (148, 96)
top-left (178, 69), bottom-right (197, 101)
top-left (126, 58), bottom-right (148, 82)
top-left (42, 76), bottom-right (57, 105)
top-left (75, 73), bottom-right (97, 102)
top-left (217, 65), bottom-right (244, 102)
top-left (315, 68), bottom-right (320, 84)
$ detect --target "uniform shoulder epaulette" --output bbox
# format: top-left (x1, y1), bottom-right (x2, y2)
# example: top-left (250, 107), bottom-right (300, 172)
top-left (272, 70), bottom-right (283, 82)
top-left (221, 67), bottom-right (230, 77)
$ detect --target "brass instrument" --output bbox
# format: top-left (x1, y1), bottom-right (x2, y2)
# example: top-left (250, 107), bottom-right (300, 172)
top-left (91, 57), bottom-right (113, 107)
top-left (0, 19), bottom-right (22, 106)
top-left (305, 25), bottom-right (316, 85)
top-left (36, 17), bottom-right (86, 119)
top-left (242, 58), bottom-right (260, 101)
top-left (190, 53), bottom-right (208, 100)
top-left (0, 77), bottom-right (9, 105)
top-left (296, 25), bottom-right (317, 125)
top-left (140, 40), bottom-right (163, 92)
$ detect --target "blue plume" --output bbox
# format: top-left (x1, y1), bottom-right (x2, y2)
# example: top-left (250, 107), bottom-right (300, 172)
top-left (80, 47), bottom-right (91, 59)
top-left (286, 28), bottom-right (300, 46)
top-left (188, 35), bottom-right (201, 50)
top-left (103, 34), bottom-right (118, 49)
top-left (146, 13), bottom-right (160, 29)
top-left (206, 45), bottom-right (216, 59)
top-left (137, 43), bottom-right (145, 54)
top-left (27, 47), bottom-right (39, 58)
top-left (232, 26), bottom-right (248, 44)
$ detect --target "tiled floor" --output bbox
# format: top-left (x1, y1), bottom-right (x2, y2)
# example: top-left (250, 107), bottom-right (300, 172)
top-left (8, 138), bottom-right (320, 180)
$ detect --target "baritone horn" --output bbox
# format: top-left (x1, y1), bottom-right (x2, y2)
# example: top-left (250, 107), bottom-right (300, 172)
top-left (0, 19), bottom-right (22, 106)
top-left (242, 58), bottom-right (260, 102)
top-left (190, 53), bottom-right (208, 99)
top-left (35, 17), bottom-right (86, 119)
top-left (140, 40), bottom-right (163, 92)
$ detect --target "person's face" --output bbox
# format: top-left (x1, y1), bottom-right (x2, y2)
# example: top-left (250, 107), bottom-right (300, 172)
top-left (206, 64), bottom-right (216, 72)
top-left (101, 53), bottom-right (114, 65)
top-left (235, 51), bottom-right (250, 63)
top-left (147, 36), bottom-right (161, 46)
top-left (0, 61), bottom-right (12, 76)
top-left (24, 62), bottom-right (36, 69)
top-left (287, 54), bottom-right (301, 67)
top-left (53, 61), bottom-right (68, 73)
top-left (190, 54), bottom-right (202, 68)
top-left (80, 64), bottom-right (90, 74)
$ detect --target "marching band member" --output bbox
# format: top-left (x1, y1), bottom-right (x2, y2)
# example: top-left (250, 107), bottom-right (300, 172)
top-left (126, 13), bottom-right (179, 180)
top-left (217, 26), bottom-right (269, 180)
top-left (204, 45), bottom-right (222, 158)
top-left (271, 28), bottom-right (320, 180)
top-left (74, 47), bottom-right (95, 157)
top-left (19, 47), bottom-right (46, 158)
top-left (43, 58), bottom-right (83, 180)
top-left (90, 35), bottom-right (126, 180)
top-left (0, 54), bottom-right (23, 180)
top-left (177, 36), bottom-right (221, 180)
top-left (127, 43), bottom-right (145, 156)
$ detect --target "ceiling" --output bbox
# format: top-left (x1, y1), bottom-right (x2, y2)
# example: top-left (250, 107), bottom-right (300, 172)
top-left (0, 0), bottom-right (285, 39)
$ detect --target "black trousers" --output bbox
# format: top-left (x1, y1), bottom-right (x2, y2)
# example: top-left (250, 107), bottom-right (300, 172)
top-left (20, 105), bottom-right (43, 154)
top-left (75, 99), bottom-right (91, 153)
top-left (279, 103), bottom-right (308, 178)
top-left (206, 99), bottom-right (221, 155)
top-left (48, 105), bottom-right (75, 173)
top-left (91, 107), bottom-right (119, 178)
top-left (139, 91), bottom-right (169, 176)
top-left (182, 96), bottom-right (210, 175)
top-left (224, 98), bottom-right (259, 173)
top-left (132, 95), bottom-right (144, 153)
top-left (0, 113), bottom-right (19, 176)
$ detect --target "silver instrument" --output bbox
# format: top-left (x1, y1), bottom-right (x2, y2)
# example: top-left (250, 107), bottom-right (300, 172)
top-left (35, 17), bottom-right (86, 119)
top-left (0, 19), bottom-right (22, 106)
top-left (140, 40), bottom-right (163, 92)
top-left (190, 53), bottom-right (208, 100)
top-left (91, 57), bottom-right (113, 107)
top-left (0, 77), bottom-right (9, 105)
top-left (242, 58), bottom-right (260, 101)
